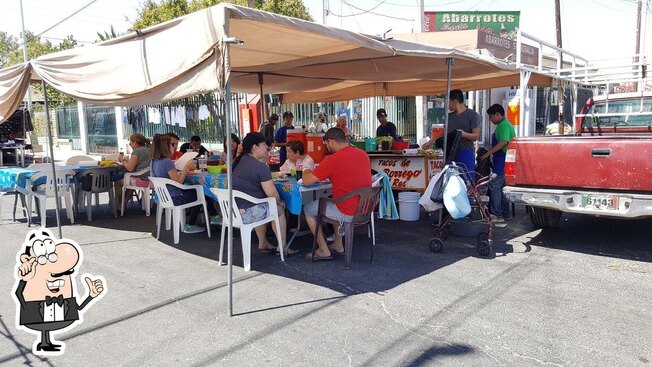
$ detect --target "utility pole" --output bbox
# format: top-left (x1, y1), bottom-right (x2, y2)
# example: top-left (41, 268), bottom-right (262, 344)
top-left (555, 0), bottom-right (564, 135)
top-left (635, 0), bottom-right (643, 91)
top-left (323, 0), bottom-right (328, 25)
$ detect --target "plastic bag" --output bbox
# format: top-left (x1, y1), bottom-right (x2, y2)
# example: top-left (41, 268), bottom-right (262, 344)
top-left (443, 173), bottom-right (471, 219)
top-left (419, 169), bottom-right (446, 212)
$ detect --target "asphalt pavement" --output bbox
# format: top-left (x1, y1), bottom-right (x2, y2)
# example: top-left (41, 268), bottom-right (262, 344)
top-left (0, 197), bottom-right (650, 366)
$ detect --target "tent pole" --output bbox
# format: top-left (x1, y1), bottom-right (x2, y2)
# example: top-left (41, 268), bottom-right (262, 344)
top-left (258, 73), bottom-right (265, 130)
top-left (225, 81), bottom-right (234, 317)
top-left (443, 57), bottom-right (453, 164)
top-left (42, 80), bottom-right (63, 238)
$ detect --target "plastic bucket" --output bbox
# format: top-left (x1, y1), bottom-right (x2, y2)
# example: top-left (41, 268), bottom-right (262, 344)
top-left (431, 124), bottom-right (445, 141)
top-left (364, 138), bottom-right (377, 152)
top-left (306, 133), bottom-right (327, 163)
top-left (391, 141), bottom-right (409, 150)
top-left (287, 129), bottom-right (307, 150)
top-left (397, 191), bottom-right (421, 221)
top-left (352, 141), bottom-right (365, 150)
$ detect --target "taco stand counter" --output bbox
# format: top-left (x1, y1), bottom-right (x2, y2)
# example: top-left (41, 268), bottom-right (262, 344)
top-left (368, 152), bottom-right (444, 192)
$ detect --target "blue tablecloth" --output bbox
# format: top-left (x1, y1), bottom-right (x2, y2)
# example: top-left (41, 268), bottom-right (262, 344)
top-left (0, 168), bottom-right (34, 190)
top-left (185, 173), bottom-right (228, 200)
top-left (0, 165), bottom-right (122, 191)
top-left (275, 179), bottom-right (303, 215)
top-left (184, 173), bottom-right (326, 216)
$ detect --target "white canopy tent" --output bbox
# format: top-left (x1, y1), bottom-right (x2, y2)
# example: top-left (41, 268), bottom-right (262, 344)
top-left (0, 3), bottom-right (552, 315)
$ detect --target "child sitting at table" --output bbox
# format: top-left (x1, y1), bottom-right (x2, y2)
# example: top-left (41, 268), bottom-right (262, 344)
top-left (279, 141), bottom-right (315, 177)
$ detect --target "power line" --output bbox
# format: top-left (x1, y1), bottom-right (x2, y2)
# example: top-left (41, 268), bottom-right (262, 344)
top-left (339, 0), bottom-right (415, 21)
top-left (328, 0), bottom-right (385, 17)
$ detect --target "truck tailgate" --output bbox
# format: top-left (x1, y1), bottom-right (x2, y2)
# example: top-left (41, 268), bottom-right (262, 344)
top-left (510, 136), bottom-right (652, 191)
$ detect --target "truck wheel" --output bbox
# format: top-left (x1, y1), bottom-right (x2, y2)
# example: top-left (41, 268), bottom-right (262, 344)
top-left (528, 206), bottom-right (562, 228)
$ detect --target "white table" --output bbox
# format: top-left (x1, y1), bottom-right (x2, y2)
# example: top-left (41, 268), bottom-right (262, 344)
top-left (0, 145), bottom-right (26, 167)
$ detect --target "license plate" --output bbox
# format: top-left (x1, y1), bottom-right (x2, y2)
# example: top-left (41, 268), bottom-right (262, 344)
top-left (581, 194), bottom-right (619, 210)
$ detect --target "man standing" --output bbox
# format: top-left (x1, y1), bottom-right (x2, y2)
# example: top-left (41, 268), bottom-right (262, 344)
top-left (274, 111), bottom-right (294, 166)
top-left (375, 108), bottom-right (397, 139)
top-left (480, 104), bottom-right (516, 222)
top-left (447, 89), bottom-right (480, 180)
top-left (262, 113), bottom-right (279, 141)
top-left (301, 128), bottom-right (372, 260)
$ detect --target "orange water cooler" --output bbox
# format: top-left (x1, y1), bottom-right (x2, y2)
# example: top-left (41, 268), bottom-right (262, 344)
top-left (286, 129), bottom-right (307, 148)
top-left (306, 133), bottom-right (327, 163)
top-left (431, 124), bottom-right (445, 140)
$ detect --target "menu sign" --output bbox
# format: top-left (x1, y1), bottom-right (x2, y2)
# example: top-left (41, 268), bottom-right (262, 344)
top-left (371, 157), bottom-right (426, 190)
top-left (476, 32), bottom-right (539, 66)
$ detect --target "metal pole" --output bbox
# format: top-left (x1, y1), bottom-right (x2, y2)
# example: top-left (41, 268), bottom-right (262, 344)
top-left (555, 0), bottom-right (564, 135)
top-left (443, 57), bottom-right (453, 163)
top-left (635, 0), bottom-right (643, 92)
top-left (19, 0), bottom-right (33, 119)
top-left (225, 80), bottom-right (233, 317)
top-left (42, 80), bottom-right (63, 238)
top-left (258, 73), bottom-right (265, 131)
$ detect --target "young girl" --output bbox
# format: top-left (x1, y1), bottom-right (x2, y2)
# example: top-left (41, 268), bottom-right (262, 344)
top-left (279, 140), bottom-right (315, 176)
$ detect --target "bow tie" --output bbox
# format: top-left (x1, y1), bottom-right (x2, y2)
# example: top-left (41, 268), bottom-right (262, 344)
top-left (45, 295), bottom-right (64, 307)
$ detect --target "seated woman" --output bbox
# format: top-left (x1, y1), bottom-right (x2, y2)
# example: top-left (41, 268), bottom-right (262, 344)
top-left (116, 133), bottom-right (152, 208)
top-left (150, 134), bottom-right (220, 234)
top-left (219, 133), bottom-right (241, 164)
top-left (279, 140), bottom-right (315, 176)
top-left (232, 132), bottom-right (296, 254)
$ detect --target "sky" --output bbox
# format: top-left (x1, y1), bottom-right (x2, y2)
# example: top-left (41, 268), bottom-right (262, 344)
top-left (0, 0), bottom-right (649, 62)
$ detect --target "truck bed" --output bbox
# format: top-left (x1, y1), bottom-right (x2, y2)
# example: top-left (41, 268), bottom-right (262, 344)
top-left (507, 135), bottom-right (652, 192)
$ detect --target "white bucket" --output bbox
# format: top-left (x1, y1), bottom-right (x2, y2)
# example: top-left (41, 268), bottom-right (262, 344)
top-left (397, 192), bottom-right (421, 221)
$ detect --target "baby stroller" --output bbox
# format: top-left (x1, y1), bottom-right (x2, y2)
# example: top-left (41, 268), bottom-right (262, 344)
top-left (426, 132), bottom-right (494, 257)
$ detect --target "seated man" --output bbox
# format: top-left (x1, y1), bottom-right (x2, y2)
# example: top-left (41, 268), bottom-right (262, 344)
top-left (301, 128), bottom-right (372, 260)
top-left (180, 135), bottom-right (209, 157)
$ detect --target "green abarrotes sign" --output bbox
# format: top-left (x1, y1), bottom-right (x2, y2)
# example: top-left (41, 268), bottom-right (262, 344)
top-left (424, 11), bottom-right (520, 40)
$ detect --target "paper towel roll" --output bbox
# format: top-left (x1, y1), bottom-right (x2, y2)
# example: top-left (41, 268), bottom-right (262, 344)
top-left (402, 149), bottom-right (420, 155)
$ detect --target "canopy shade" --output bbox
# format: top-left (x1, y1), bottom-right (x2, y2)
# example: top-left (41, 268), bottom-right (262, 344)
top-left (0, 3), bottom-right (552, 122)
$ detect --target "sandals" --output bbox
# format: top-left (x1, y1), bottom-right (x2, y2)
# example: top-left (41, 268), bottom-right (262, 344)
top-left (328, 247), bottom-right (345, 256)
top-left (256, 246), bottom-right (277, 254)
top-left (305, 252), bottom-right (333, 261)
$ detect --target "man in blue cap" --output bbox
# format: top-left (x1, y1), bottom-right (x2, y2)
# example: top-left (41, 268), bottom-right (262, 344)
top-left (274, 111), bottom-right (295, 165)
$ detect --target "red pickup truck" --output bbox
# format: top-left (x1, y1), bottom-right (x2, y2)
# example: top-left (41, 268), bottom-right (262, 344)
top-left (503, 92), bottom-right (652, 227)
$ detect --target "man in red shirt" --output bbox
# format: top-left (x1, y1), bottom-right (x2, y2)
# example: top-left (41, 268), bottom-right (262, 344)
top-left (302, 128), bottom-right (371, 260)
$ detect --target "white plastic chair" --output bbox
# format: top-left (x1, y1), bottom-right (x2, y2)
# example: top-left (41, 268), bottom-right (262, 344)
top-left (121, 168), bottom-right (151, 216)
top-left (77, 168), bottom-right (117, 221)
top-left (65, 155), bottom-right (95, 166)
top-left (28, 163), bottom-right (60, 169)
top-left (26, 169), bottom-right (76, 227)
top-left (149, 177), bottom-right (211, 244)
top-left (210, 188), bottom-right (285, 272)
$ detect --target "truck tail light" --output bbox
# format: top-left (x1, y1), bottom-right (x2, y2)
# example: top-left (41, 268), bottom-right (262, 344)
top-left (505, 148), bottom-right (516, 184)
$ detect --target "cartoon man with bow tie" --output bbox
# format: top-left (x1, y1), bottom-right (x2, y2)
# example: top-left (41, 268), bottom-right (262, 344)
top-left (13, 228), bottom-right (106, 355)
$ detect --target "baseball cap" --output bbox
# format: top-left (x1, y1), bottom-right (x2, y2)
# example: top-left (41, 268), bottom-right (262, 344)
top-left (282, 111), bottom-right (294, 119)
top-left (376, 108), bottom-right (387, 116)
top-left (269, 113), bottom-right (279, 121)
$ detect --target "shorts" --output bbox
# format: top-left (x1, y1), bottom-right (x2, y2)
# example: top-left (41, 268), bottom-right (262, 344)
top-left (240, 203), bottom-right (269, 224)
top-left (304, 200), bottom-right (352, 222)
